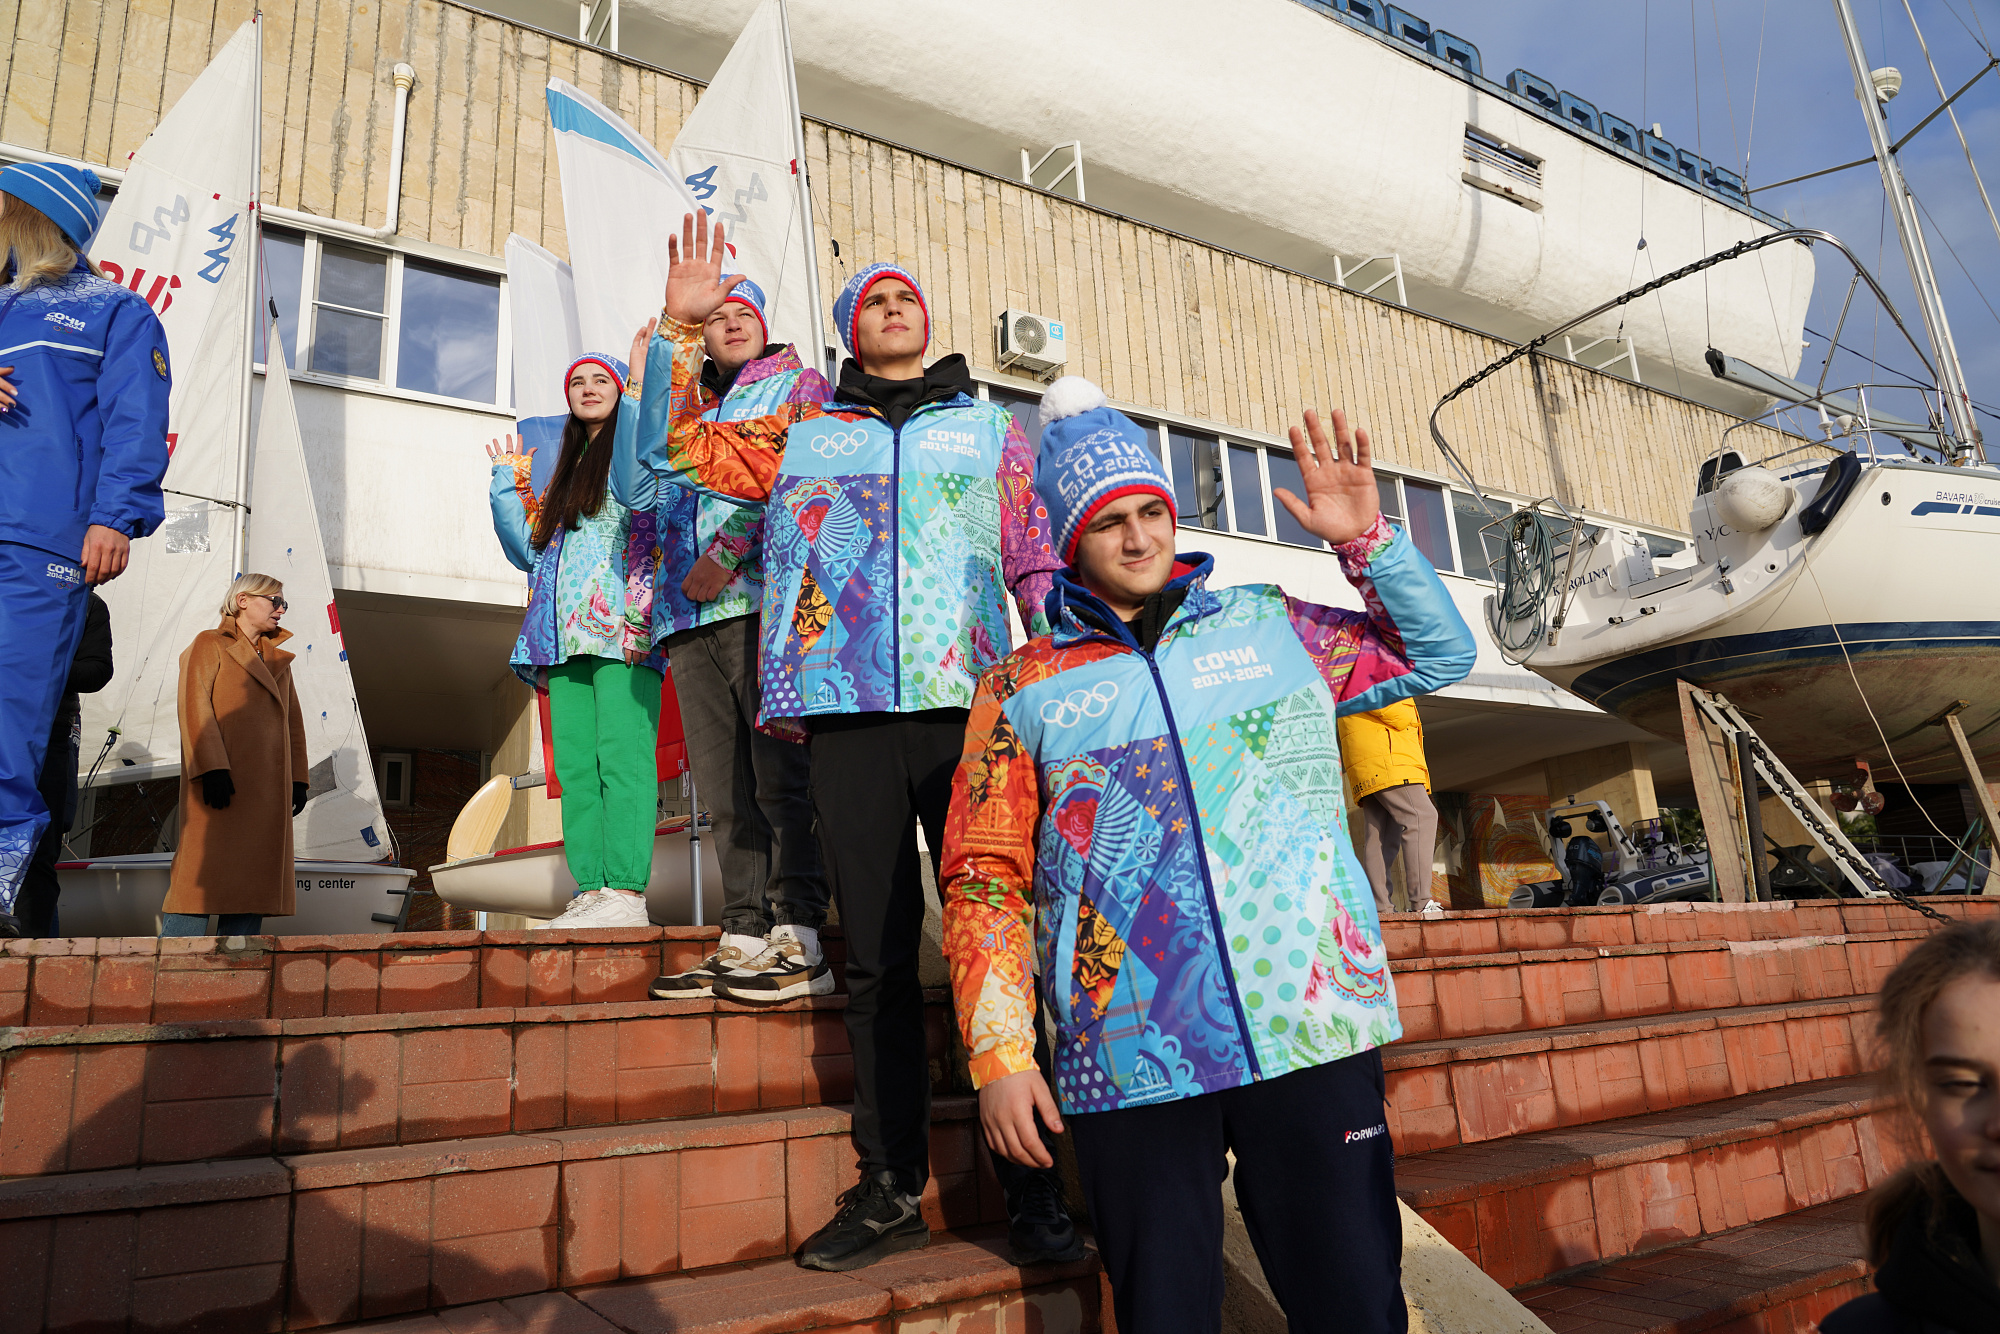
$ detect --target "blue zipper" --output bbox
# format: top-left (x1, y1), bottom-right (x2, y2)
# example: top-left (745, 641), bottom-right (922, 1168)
top-left (889, 412), bottom-right (904, 710)
top-left (1140, 648), bottom-right (1263, 1080)
top-left (1059, 590), bottom-right (1263, 1082)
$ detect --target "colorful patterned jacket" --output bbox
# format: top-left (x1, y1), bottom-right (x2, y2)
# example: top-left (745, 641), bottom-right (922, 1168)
top-left (611, 320), bottom-right (831, 642)
top-left (622, 353), bottom-right (1065, 726)
top-left (489, 409), bottom-right (664, 686)
top-left (940, 519), bottom-right (1476, 1114)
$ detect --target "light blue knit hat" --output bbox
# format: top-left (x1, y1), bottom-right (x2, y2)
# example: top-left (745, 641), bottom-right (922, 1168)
top-left (832, 262), bottom-right (927, 368)
top-left (0, 162), bottom-right (105, 250)
top-left (1034, 377), bottom-right (1176, 562)
top-left (720, 274), bottom-right (768, 344)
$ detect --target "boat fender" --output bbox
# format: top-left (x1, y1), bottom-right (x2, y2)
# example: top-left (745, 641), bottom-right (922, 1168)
top-left (1714, 466), bottom-right (1792, 532)
top-left (1798, 452), bottom-right (1863, 535)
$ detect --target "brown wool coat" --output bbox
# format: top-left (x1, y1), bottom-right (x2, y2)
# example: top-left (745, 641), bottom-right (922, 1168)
top-left (163, 618), bottom-right (309, 917)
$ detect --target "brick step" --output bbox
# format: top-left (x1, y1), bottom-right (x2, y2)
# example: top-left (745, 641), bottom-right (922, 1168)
top-left (1398, 1075), bottom-right (1905, 1289)
top-left (0, 928), bottom-right (761, 1027)
top-left (1385, 994), bottom-right (1874, 1153)
top-left (1514, 1195), bottom-right (1869, 1334)
top-left (320, 1227), bottom-right (1103, 1334)
top-left (0, 1100), bottom-right (1022, 1331)
top-left (1393, 931), bottom-right (1925, 1044)
top-left (0, 995), bottom-right (956, 1179)
top-left (7, 899), bottom-right (1992, 1030)
top-left (1380, 896), bottom-right (1995, 962)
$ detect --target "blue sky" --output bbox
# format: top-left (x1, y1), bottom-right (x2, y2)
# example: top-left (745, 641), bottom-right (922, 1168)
top-left (1404, 0), bottom-right (2000, 449)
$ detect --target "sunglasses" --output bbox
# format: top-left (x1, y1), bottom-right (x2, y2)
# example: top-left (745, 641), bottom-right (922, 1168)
top-left (249, 593), bottom-right (288, 612)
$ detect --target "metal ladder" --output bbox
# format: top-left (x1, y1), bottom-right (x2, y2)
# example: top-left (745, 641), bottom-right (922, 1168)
top-left (1682, 687), bottom-right (1889, 899)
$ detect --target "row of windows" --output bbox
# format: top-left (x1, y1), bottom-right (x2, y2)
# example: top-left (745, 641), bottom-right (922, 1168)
top-left (258, 228), bottom-right (505, 405)
top-left (248, 227), bottom-right (1689, 577)
top-left (981, 385), bottom-right (1686, 581)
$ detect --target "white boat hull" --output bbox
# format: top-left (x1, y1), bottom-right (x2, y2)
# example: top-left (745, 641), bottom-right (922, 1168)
top-left (1518, 458), bottom-right (2000, 781)
top-left (53, 857), bottom-right (416, 937)
top-left (429, 822), bottom-right (725, 925)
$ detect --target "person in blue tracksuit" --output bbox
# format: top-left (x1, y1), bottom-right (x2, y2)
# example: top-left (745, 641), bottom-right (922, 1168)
top-left (0, 162), bottom-right (169, 937)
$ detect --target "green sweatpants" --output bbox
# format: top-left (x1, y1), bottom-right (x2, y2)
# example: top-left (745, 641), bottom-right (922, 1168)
top-left (545, 657), bottom-right (664, 893)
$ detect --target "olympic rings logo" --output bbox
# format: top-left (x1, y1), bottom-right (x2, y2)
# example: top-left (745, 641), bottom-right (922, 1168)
top-left (812, 428), bottom-right (868, 459)
top-left (1039, 681), bottom-right (1119, 727)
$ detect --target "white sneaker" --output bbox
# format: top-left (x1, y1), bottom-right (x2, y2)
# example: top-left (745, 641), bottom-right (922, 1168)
top-left (533, 888), bottom-right (651, 930)
top-left (1419, 900), bottom-right (1446, 919)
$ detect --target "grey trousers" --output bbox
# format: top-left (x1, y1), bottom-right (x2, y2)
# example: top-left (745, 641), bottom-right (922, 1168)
top-left (665, 614), bottom-right (828, 936)
top-left (1359, 782), bottom-right (1439, 914)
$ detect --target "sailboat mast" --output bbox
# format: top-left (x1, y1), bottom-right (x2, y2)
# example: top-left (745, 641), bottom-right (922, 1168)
top-left (1830, 0), bottom-right (1985, 463)
top-left (779, 0), bottom-right (830, 379)
top-left (229, 13), bottom-right (266, 573)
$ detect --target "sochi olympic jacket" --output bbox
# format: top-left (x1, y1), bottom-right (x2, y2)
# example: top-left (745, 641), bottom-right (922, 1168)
top-left (941, 519), bottom-right (1476, 1114)
top-left (616, 338), bottom-right (1064, 728)
top-left (489, 405), bottom-right (664, 685)
top-left (0, 260), bottom-right (170, 561)
top-left (612, 321), bottom-right (831, 642)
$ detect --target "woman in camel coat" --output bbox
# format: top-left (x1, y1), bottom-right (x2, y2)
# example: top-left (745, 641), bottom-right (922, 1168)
top-left (161, 574), bottom-right (309, 935)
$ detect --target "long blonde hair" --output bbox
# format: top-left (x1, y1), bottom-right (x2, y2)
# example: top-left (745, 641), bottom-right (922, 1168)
top-left (220, 573), bottom-right (285, 619)
top-left (0, 194), bottom-right (103, 291)
top-left (1861, 917), bottom-right (2000, 1265)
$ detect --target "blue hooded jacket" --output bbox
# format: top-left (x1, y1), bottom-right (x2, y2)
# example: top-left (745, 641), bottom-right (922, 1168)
top-left (0, 259), bottom-right (170, 560)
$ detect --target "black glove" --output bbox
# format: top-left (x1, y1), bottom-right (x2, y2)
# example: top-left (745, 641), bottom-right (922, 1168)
top-left (200, 769), bottom-right (235, 809)
top-left (292, 782), bottom-right (310, 816)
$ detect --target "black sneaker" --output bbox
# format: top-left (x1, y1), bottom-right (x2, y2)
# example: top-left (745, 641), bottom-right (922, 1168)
top-left (1005, 1167), bottom-right (1085, 1266)
top-left (712, 925), bottom-right (834, 1004)
top-left (649, 941), bottom-right (758, 998)
top-left (796, 1170), bottom-right (930, 1271)
top-left (0, 913), bottom-right (18, 940)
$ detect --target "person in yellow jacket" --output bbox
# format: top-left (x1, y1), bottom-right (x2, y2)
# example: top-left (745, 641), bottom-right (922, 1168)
top-left (1337, 695), bottom-right (1443, 917)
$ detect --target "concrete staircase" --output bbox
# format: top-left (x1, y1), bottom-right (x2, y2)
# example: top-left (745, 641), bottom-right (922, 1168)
top-left (1, 899), bottom-right (1991, 1333)
top-left (1386, 897), bottom-right (1998, 1334)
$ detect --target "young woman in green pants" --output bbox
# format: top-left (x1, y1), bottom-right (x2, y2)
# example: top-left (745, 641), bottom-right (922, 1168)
top-left (487, 337), bottom-right (665, 929)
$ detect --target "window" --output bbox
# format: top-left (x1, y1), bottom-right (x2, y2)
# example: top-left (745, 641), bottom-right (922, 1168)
top-left (375, 752), bottom-right (413, 809)
top-left (313, 243), bottom-right (388, 378)
top-left (1226, 443), bottom-right (1268, 536)
top-left (259, 229), bottom-right (306, 367)
top-left (1644, 534), bottom-right (1687, 561)
top-left (1168, 428), bottom-right (1223, 530)
top-left (1393, 478), bottom-right (1455, 571)
top-left (398, 259), bottom-right (501, 401)
top-left (255, 228), bottom-right (507, 406)
top-left (1264, 450), bottom-right (1323, 549)
top-left (1453, 491), bottom-right (1507, 580)
top-left (986, 385), bottom-right (1044, 451)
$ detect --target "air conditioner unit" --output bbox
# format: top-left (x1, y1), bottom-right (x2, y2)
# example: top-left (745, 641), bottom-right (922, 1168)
top-left (997, 308), bottom-right (1068, 379)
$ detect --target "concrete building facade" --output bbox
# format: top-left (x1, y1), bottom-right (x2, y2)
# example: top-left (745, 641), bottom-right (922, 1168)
top-left (3, 0), bottom-right (1815, 904)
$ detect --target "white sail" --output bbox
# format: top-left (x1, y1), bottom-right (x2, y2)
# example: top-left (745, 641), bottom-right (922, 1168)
top-left (504, 235), bottom-right (583, 491)
top-left (546, 0), bottom-right (824, 360)
top-left (545, 79), bottom-right (701, 357)
top-left (80, 18), bottom-right (260, 785)
top-left (661, 0), bottom-right (824, 360)
top-left (244, 327), bottom-right (391, 861)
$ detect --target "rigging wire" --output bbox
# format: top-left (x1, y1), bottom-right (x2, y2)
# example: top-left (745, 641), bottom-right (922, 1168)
top-left (1935, 0), bottom-right (1995, 56)
top-left (1911, 190), bottom-right (2000, 331)
top-left (1709, 0), bottom-right (1746, 178)
top-left (1743, 0), bottom-right (1770, 181)
top-left (1900, 0), bottom-right (2000, 257)
top-left (1690, 0), bottom-right (1714, 352)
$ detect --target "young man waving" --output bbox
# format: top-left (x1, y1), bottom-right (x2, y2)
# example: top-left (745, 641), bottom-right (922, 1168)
top-left (615, 215), bottom-right (1075, 1274)
top-left (941, 379), bottom-right (1477, 1334)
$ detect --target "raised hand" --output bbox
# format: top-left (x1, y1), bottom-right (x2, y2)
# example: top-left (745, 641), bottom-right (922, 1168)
top-left (486, 434), bottom-right (533, 469)
top-left (1274, 407), bottom-right (1381, 546)
top-left (628, 318), bottom-right (657, 388)
top-left (663, 212), bottom-right (745, 327)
